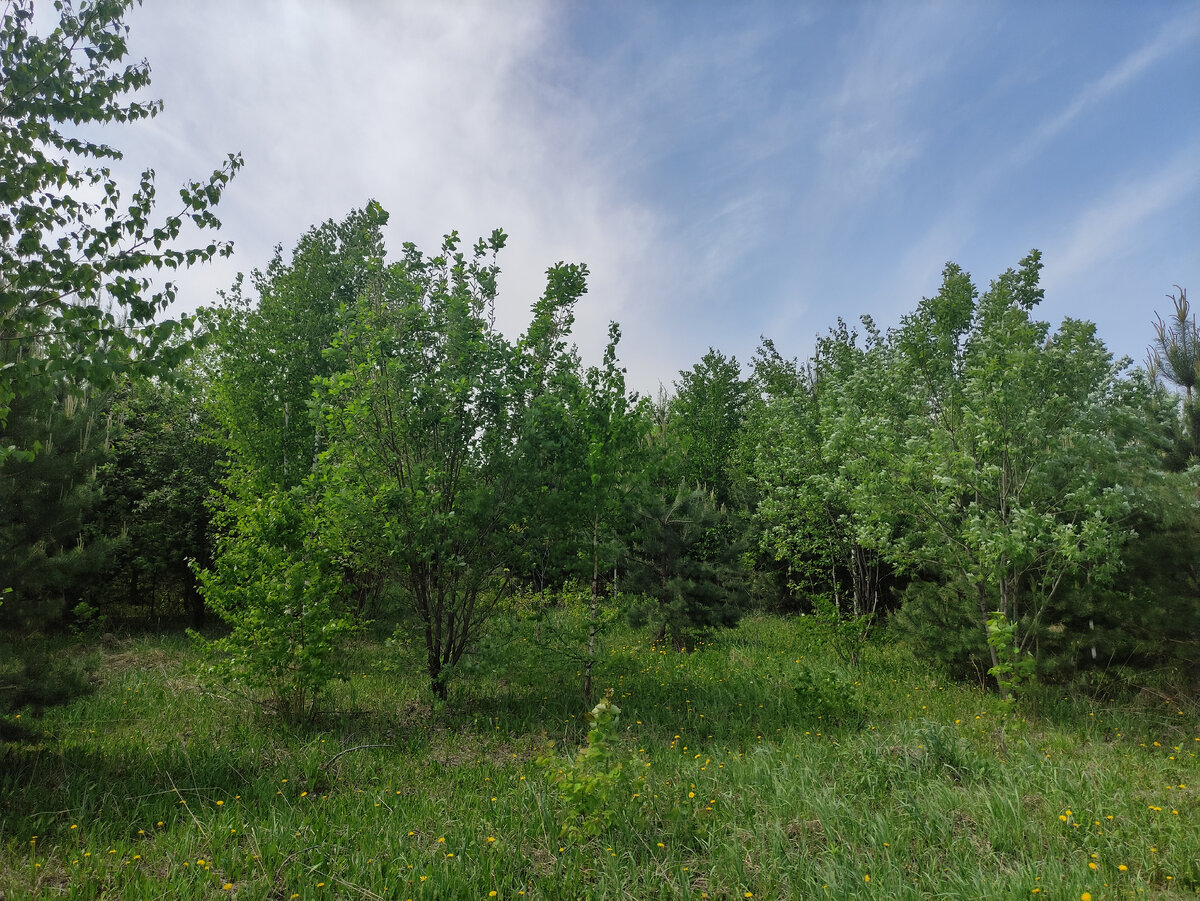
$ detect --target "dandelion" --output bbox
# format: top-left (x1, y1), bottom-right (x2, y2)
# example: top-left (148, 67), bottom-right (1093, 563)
top-left (489, 894), bottom-right (497, 898)
top-left (1118, 864), bottom-right (1128, 871)
top-left (223, 884), bottom-right (233, 891)
top-left (216, 800), bottom-right (224, 806)
top-left (1089, 862), bottom-right (1097, 870)
top-left (1081, 894), bottom-right (1092, 901)
top-left (864, 875), bottom-right (870, 883)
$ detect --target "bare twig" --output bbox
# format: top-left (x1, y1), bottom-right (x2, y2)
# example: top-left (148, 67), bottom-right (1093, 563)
top-left (320, 744), bottom-right (391, 771)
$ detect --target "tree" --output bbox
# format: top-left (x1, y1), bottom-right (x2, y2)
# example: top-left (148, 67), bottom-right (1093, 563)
top-left (318, 229), bottom-right (590, 699)
top-left (0, 373), bottom-right (112, 629)
top-left (572, 324), bottom-right (643, 701)
top-left (846, 253), bottom-right (1140, 682)
top-left (624, 402), bottom-right (749, 648)
top-left (670, 348), bottom-right (748, 507)
top-left (1147, 287), bottom-right (1198, 403)
top-left (208, 205), bottom-right (387, 490)
top-left (753, 320), bottom-right (892, 626)
top-left (0, 0), bottom-right (240, 461)
top-left (94, 363), bottom-right (223, 627)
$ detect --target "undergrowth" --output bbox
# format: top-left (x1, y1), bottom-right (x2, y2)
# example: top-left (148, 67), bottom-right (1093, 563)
top-left (1, 614), bottom-right (1196, 899)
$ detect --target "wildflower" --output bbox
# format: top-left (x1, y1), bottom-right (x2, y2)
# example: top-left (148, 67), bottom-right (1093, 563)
top-left (864, 875), bottom-right (870, 883)
top-left (1081, 894), bottom-right (1092, 901)
top-left (1118, 864), bottom-right (1128, 871)
top-left (223, 884), bottom-right (233, 891)
top-left (216, 800), bottom-right (224, 806)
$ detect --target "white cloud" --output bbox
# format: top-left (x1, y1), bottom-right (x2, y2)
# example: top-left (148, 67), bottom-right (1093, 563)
top-left (1042, 146), bottom-right (1200, 293)
top-left (112, 0), bottom-right (670, 372)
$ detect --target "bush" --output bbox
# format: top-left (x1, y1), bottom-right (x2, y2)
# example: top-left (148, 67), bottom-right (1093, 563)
top-left (195, 480), bottom-right (355, 722)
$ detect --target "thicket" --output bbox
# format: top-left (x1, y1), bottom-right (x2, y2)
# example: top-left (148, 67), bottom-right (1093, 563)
top-left (2, 0), bottom-right (1196, 726)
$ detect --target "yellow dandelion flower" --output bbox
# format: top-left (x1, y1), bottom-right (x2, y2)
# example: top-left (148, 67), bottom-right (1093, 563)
top-left (1118, 864), bottom-right (1128, 871)
top-left (223, 884), bottom-right (233, 891)
top-left (1081, 894), bottom-right (1092, 901)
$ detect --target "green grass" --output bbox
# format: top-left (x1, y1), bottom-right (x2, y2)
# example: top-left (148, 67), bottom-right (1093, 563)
top-left (2, 615), bottom-right (1197, 900)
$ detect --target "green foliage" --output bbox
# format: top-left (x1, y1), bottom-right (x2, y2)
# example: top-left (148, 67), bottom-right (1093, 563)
top-left (1147, 286), bottom-right (1198, 402)
top-left (207, 205), bottom-right (387, 491)
top-left (670, 348), bottom-right (748, 508)
top-left (540, 688), bottom-right (631, 841)
top-left (195, 477), bottom-right (355, 722)
top-left (0, 0), bottom-right (240, 460)
top-left (318, 227), bottom-right (590, 699)
top-left (986, 610), bottom-right (1036, 713)
top-left (0, 378), bottom-right (113, 629)
top-left (751, 322), bottom-right (889, 620)
top-left (93, 367), bottom-right (223, 626)
top-left (838, 253), bottom-right (1147, 682)
top-left (789, 660), bottom-right (865, 727)
top-left (625, 480), bottom-right (750, 648)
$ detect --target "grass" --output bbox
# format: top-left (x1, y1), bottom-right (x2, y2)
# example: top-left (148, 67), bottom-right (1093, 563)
top-left (2, 614), bottom-right (1197, 899)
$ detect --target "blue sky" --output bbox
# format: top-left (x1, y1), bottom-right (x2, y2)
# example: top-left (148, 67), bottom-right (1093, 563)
top-left (108, 1), bottom-right (1199, 393)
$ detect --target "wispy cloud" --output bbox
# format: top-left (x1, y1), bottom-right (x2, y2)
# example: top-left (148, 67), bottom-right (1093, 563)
top-left (1011, 7), bottom-right (1200, 165)
top-left (1042, 146), bottom-right (1200, 292)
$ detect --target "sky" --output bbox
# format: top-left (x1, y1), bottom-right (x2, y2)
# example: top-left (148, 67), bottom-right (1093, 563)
top-left (88, 0), bottom-right (1200, 394)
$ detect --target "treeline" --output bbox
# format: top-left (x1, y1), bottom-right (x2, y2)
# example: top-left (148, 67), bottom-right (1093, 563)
top-left (5, 204), bottom-right (1199, 713)
top-left (2, 2), bottom-right (1197, 720)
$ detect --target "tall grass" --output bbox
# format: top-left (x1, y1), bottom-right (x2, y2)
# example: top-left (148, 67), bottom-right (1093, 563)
top-left (2, 614), bottom-right (1196, 899)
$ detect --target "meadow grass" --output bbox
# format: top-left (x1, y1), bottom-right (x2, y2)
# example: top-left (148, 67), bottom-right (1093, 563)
top-left (2, 614), bottom-right (1196, 899)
